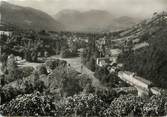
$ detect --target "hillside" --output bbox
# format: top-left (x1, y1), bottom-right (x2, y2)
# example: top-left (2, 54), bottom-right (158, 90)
top-left (113, 11), bottom-right (167, 46)
top-left (54, 9), bottom-right (141, 32)
top-left (0, 1), bottom-right (63, 31)
top-left (117, 11), bottom-right (167, 88)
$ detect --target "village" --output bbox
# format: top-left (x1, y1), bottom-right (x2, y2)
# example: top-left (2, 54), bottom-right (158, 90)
top-left (1, 1), bottom-right (167, 116)
top-left (0, 16), bottom-right (163, 97)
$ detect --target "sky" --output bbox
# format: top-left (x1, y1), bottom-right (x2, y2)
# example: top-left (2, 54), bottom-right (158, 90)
top-left (1, 0), bottom-right (167, 18)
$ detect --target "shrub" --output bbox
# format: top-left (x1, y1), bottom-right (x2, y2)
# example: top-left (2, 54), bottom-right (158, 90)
top-left (45, 59), bottom-right (60, 70)
top-left (18, 66), bottom-right (34, 78)
top-left (0, 92), bottom-right (57, 116)
top-left (45, 59), bottom-right (67, 71)
top-left (0, 86), bottom-right (23, 104)
top-left (106, 94), bottom-right (144, 117)
top-left (61, 49), bottom-right (78, 58)
top-left (37, 64), bottom-right (48, 75)
top-left (62, 94), bottom-right (108, 117)
top-left (143, 95), bottom-right (167, 116)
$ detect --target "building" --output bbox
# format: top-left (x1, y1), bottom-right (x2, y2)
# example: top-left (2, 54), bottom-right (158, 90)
top-left (118, 71), bottom-right (161, 96)
top-left (109, 49), bottom-right (122, 63)
top-left (118, 71), bottom-right (152, 90)
top-left (150, 87), bottom-right (161, 95)
top-left (114, 87), bottom-right (138, 95)
top-left (96, 57), bottom-right (111, 67)
top-left (133, 42), bottom-right (149, 51)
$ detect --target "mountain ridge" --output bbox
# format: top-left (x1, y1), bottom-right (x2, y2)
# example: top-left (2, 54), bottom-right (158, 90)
top-left (54, 9), bottom-right (141, 32)
top-left (0, 1), bottom-right (63, 31)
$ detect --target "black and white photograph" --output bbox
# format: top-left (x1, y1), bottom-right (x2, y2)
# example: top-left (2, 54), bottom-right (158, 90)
top-left (0, 0), bottom-right (167, 116)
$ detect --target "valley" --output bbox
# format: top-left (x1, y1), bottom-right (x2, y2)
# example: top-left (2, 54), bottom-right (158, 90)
top-left (0, 1), bottom-right (167, 117)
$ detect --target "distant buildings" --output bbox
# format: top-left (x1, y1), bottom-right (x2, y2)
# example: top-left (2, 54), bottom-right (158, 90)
top-left (132, 42), bottom-right (149, 51)
top-left (96, 48), bottom-right (122, 67)
top-left (96, 57), bottom-right (111, 67)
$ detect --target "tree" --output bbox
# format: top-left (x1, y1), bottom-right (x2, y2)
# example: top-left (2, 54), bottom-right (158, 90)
top-left (34, 80), bottom-right (46, 93)
top-left (143, 95), bottom-right (167, 116)
top-left (0, 52), bottom-right (8, 73)
top-left (37, 65), bottom-right (48, 75)
top-left (87, 57), bottom-right (96, 71)
top-left (81, 48), bottom-right (87, 64)
top-left (25, 81), bottom-right (34, 94)
top-left (5, 54), bottom-right (20, 82)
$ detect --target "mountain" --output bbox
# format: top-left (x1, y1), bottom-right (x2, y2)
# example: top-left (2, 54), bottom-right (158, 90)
top-left (116, 11), bottom-right (167, 42)
top-left (54, 9), bottom-right (141, 32)
top-left (0, 1), bottom-right (63, 31)
top-left (109, 16), bottom-right (142, 32)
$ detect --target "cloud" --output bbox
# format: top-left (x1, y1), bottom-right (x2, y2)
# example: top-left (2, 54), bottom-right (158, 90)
top-left (2, 0), bottom-right (167, 18)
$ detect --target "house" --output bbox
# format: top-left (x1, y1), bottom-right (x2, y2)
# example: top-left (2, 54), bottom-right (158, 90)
top-left (133, 42), bottom-right (149, 51)
top-left (150, 87), bottom-right (161, 95)
top-left (110, 49), bottom-right (122, 57)
top-left (96, 57), bottom-right (111, 67)
top-left (109, 49), bottom-right (122, 63)
top-left (114, 87), bottom-right (138, 95)
top-left (96, 49), bottom-right (122, 68)
top-left (132, 38), bottom-right (140, 44)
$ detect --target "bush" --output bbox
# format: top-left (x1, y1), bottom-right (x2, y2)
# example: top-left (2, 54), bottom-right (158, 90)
top-left (61, 94), bottom-right (108, 117)
top-left (143, 95), bottom-right (167, 116)
top-left (104, 94), bottom-right (144, 117)
top-left (45, 59), bottom-right (60, 70)
top-left (76, 74), bottom-right (92, 89)
top-left (34, 80), bottom-right (46, 93)
top-left (0, 92), bottom-right (57, 116)
top-left (86, 57), bottom-right (96, 71)
top-left (0, 53), bottom-right (8, 73)
top-left (45, 59), bottom-right (67, 71)
top-left (18, 66), bottom-right (34, 78)
top-left (0, 86), bottom-right (23, 104)
top-left (96, 88), bottom-right (118, 104)
top-left (61, 49), bottom-right (78, 58)
top-left (37, 64), bottom-right (48, 75)
top-left (94, 66), bottom-right (129, 88)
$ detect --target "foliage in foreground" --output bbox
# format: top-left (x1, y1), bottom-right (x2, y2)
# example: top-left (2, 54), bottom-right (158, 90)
top-left (1, 92), bottom-right (167, 117)
top-left (0, 92), bottom-right (56, 116)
